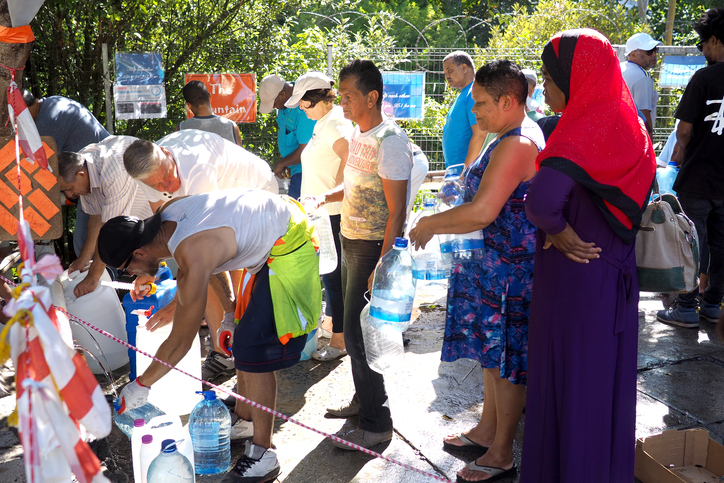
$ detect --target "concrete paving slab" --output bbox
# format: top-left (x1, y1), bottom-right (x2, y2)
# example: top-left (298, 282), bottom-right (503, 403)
top-left (637, 360), bottom-right (724, 425)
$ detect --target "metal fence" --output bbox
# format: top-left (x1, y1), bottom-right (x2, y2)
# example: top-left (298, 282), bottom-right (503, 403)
top-left (28, 44), bottom-right (700, 172)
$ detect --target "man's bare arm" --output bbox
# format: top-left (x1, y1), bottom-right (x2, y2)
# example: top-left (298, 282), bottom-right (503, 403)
top-left (209, 272), bottom-right (235, 313)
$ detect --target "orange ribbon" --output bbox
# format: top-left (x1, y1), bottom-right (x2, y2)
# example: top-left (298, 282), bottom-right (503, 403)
top-left (0, 25), bottom-right (35, 44)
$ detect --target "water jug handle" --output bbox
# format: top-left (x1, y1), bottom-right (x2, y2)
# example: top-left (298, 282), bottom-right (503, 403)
top-left (155, 262), bottom-right (173, 282)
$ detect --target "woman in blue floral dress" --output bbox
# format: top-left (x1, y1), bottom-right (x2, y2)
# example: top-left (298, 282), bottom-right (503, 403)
top-left (410, 60), bottom-right (544, 482)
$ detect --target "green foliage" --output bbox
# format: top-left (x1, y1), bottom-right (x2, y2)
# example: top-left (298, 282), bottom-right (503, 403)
top-left (487, 0), bottom-right (649, 51)
top-left (647, 0), bottom-right (719, 45)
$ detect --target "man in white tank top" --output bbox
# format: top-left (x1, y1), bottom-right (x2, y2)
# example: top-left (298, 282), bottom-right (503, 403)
top-left (98, 189), bottom-right (320, 482)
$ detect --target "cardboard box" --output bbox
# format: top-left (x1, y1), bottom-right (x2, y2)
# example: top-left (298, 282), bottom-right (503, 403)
top-left (635, 428), bottom-right (724, 483)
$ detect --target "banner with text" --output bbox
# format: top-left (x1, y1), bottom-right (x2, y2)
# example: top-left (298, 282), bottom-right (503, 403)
top-left (381, 72), bottom-right (425, 120)
top-left (184, 73), bottom-right (257, 123)
top-left (114, 52), bottom-right (167, 119)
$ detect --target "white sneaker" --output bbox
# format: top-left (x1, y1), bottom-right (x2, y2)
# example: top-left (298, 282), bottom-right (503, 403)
top-left (222, 442), bottom-right (280, 483)
top-left (230, 417), bottom-right (254, 440)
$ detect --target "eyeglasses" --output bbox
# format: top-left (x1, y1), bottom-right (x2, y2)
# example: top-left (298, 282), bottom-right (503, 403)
top-left (645, 47), bottom-right (658, 56)
top-left (696, 38), bottom-right (708, 51)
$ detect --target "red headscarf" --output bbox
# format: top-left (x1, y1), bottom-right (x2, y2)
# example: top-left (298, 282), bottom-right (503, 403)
top-left (537, 29), bottom-right (656, 244)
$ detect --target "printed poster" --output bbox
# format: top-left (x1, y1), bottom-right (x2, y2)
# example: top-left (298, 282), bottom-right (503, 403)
top-left (381, 72), bottom-right (425, 120)
top-left (114, 85), bottom-right (167, 120)
top-left (184, 73), bottom-right (257, 123)
top-left (115, 52), bottom-right (165, 85)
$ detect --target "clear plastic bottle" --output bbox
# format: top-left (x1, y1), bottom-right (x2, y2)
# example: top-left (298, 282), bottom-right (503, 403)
top-left (146, 439), bottom-right (195, 483)
top-left (408, 195), bottom-right (447, 281)
top-left (188, 391), bottom-right (231, 475)
top-left (114, 402), bottom-right (165, 439)
top-left (305, 206), bottom-right (338, 275)
top-left (369, 237), bottom-right (417, 332)
top-left (437, 163), bottom-right (465, 212)
top-left (138, 434), bottom-right (157, 483)
top-left (361, 303), bottom-right (405, 374)
top-left (656, 161), bottom-right (679, 197)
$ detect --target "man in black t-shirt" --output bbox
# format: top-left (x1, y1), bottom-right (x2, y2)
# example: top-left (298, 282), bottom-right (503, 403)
top-left (658, 7), bottom-right (724, 329)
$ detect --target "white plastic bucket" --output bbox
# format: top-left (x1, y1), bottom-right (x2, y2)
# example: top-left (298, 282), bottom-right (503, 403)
top-left (136, 314), bottom-right (203, 416)
top-left (60, 269), bottom-right (129, 374)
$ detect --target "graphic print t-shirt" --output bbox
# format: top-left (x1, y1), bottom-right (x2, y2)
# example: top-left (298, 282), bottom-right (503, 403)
top-left (341, 118), bottom-right (413, 240)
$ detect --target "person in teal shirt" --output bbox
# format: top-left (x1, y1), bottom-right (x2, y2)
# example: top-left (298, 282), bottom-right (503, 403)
top-left (258, 75), bottom-right (316, 199)
top-left (442, 51), bottom-right (487, 169)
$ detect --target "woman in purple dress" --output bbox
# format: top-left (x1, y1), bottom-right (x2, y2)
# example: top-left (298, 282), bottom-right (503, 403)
top-left (521, 29), bottom-right (656, 482)
top-left (411, 60), bottom-right (544, 482)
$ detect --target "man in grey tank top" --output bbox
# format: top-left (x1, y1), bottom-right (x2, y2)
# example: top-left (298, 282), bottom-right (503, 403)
top-left (177, 80), bottom-right (242, 145)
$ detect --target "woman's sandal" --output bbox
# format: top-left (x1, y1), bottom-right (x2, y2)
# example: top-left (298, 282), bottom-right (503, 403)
top-left (442, 433), bottom-right (489, 453)
top-left (457, 462), bottom-right (517, 483)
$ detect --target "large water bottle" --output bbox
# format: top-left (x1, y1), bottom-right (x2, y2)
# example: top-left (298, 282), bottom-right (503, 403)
top-left (114, 402), bottom-right (165, 439)
top-left (408, 195), bottom-right (447, 281)
top-left (188, 391), bottom-right (231, 475)
top-left (147, 439), bottom-right (195, 483)
top-left (656, 161), bottom-right (679, 197)
top-left (305, 206), bottom-right (338, 275)
top-left (138, 435), bottom-right (156, 483)
top-left (437, 163), bottom-right (465, 212)
top-left (369, 237), bottom-right (417, 332)
top-left (361, 303), bottom-right (405, 374)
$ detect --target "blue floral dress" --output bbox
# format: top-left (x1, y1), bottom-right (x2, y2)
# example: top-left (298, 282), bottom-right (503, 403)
top-left (441, 123), bottom-right (542, 385)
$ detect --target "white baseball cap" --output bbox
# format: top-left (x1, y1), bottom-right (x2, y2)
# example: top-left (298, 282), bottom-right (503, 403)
top-left (258, 75), bottom-right (286, 114)
top-left (625, 33), bottom-right (663, 55)
top-left (284, 72), bottom-right (334, 108)
top-left (521, 69), bottom-right (537, 86)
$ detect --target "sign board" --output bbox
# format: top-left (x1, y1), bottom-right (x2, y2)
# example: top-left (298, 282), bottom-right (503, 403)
top-left (0, 137), bottom-right (61, 240)
top-left (381, 72), bottom-right (425, 120)
top-left (114, 85), bottom-right (167, 120)
top-left (659, 56), bottom-right (706, 87)
top-left (115, 52), bottom-right (165, 85)
top-left (184, 73), bottom-right (257, 123)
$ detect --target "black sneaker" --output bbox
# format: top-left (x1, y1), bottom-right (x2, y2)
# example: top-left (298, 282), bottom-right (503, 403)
top-left (202, 351), bottom-right (236, 381)
top-left (221, 442), bottom-right (280, 483)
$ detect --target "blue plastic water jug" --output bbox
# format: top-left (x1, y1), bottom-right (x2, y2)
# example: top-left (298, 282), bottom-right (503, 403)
top-left (146, 439), bottom-right (194, 483)
top-left (123, 263), bottom-right (177, 380)
top-left (369, 237), bottom-right (417, 331)
top-left (656, 161), bottom-right (679, 197)
top-left (188, 391), bottom-right (231, 475)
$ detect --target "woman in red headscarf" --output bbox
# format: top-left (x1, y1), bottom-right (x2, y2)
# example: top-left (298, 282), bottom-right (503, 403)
top-left (521, 29), bottom-right (656, 482)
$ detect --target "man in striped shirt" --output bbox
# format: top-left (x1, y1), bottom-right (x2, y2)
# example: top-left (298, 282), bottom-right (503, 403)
top-left (58, 136), bottom-right (153, 298)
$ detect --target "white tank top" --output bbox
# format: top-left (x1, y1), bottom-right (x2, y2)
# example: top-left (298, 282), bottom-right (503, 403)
top-left (162, 189), bottom-right (291, 274)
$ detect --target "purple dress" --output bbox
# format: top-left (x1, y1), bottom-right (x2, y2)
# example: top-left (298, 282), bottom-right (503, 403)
top-left (521, 167), bottom-right (639, 482)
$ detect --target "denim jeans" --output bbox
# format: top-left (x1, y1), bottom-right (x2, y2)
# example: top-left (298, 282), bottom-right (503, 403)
top-left (677, 196), bottom-right (724, 307)
top-left (341, 236), bottom-right (392, 433)
top-left (288, 172), bottom-right (302, 200)
top-left (73, 198), bottom-right (89, 258)
top-left (322, 214), bottom-right (344, 333)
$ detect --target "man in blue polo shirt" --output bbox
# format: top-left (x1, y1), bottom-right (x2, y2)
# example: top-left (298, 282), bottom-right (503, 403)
top-left (442, 51), bottom-right (487, 168)
top-left (258, 75), bottom-right (316, 199)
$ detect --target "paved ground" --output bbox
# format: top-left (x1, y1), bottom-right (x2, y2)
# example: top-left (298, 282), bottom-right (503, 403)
top-left (1, 285), bottom-right (723, 482)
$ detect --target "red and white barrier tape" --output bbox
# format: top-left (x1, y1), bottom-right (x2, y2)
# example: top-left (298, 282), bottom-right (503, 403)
top-left (0, 274), bottom-right (451, 482)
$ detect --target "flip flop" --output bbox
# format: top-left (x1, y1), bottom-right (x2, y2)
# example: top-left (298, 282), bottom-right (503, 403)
top-left (442, 433), bottom-right (489, 453)
top-left (457, 462), bottom-right (517, 483)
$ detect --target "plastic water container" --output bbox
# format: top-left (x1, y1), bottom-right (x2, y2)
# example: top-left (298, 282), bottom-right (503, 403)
top-left (123, 264), bottom-right (177, 380)
top-left (305, 206), bottom-right (338, 275)
top-left (299, 328), bottom-right (318, 361)
top-left (60, 269), bottom-right (129, 373)
top-left (656, 161), bottom-right (679, 197)
top-left (114, 402), bottom-right (165, 439)
top-left (408, 195), bottom-right (447, 281)
top-left (369, 237), bottom-right (417, 332)
top-left (437, 163), bottom-right (465, 212)
top-left (132, 419), bottom-right (154, 482)
top-left (147, 439), bottom-right (195, 483)
top-left (135, 310), bottom-right (203, 416)
top-left (360, 303), bottom-right (404, 374)
top-left (440, 230), bottom-right (486, 267)
top-left (133, 414), bottom-right (195, 482)
top-left (188, 391), bottom-right (231, 475)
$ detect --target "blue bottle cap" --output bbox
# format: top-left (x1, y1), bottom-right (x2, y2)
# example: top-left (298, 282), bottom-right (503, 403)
top-left (160, 439), bottom-right (177, 453)
top-left (196, 390), bottom-right (217, 400)
top-left (394, 237), bottom-right (408, 248)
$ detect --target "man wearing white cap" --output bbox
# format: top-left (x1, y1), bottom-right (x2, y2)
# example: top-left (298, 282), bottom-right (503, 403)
top-left (521, 69), bottom-right (545, 121)
top-left (621, 32), bottom-right (663, 136)
top-left (258, 74), bottom-right (316, 199)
